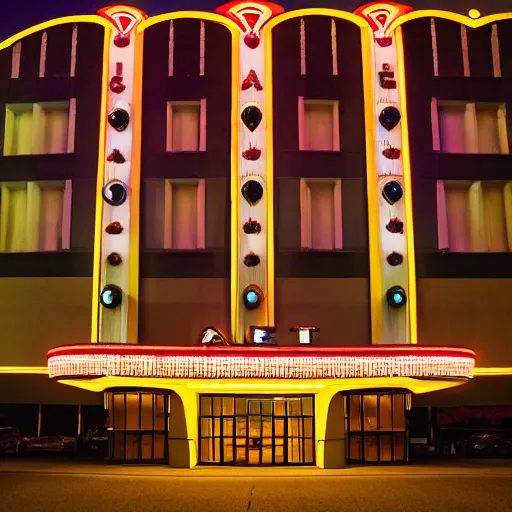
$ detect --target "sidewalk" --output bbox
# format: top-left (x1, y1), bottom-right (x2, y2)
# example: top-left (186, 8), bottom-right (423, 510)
top-left (1, 457), bottom-right (511, 477)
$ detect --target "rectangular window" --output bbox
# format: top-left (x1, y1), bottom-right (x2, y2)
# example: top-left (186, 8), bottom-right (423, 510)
top-left (298, 98), bottom-right (340, 151)
top-left (166, 100), bottom-right (206, 152)
top-left (0, 180), bottom-right (71, 253)
top-left (432, 99), bottom-right (509, 154)
top-left (144, 179), bottom-right (205, 250)
top-left (437, 180), bottom-right (512, 253)
top-left (4, 101), bottom-right (75, 156)
top-left (300, 178), bottom-right (342, 250)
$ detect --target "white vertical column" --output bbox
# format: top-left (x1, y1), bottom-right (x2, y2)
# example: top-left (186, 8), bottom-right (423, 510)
top-left (96, 7), bottom-right (146, 343)
top-left (357, 4), bottom-right (413, 345)
top-left (217, 2), bottom-right (283, 344)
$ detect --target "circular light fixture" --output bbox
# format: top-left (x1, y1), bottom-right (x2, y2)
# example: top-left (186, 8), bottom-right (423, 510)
top-left (382, 180), bottom-right (403, 205)
top-left (243, 285), bottom-right (263, 310)
top-left (468, 9), bottom-right (481, 19)
top-left (102, 180), bottom-right (128, 206)
top-left (100, 285), bottom-right (123, 309)
top-left (108, 107), bottom-right (130, 132)
top-left (386, 286), bottom-right (407, 309)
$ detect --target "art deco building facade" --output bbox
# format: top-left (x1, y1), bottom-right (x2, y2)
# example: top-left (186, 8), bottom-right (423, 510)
top-left (0, 1), bottom-right (510, 467)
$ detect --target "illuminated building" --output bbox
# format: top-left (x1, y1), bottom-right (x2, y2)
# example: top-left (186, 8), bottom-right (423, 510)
top-left (0, 1), bottom-right (511, 467)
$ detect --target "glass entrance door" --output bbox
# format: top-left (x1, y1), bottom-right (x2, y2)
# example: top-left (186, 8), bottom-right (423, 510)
top-left (200, 396), bottom-right (315, 465)
top-left (107, 391), bottom-right (168, 463)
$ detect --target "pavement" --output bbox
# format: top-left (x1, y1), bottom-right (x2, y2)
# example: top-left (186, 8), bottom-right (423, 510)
top-left (1, 458), bottom-right (511, 512)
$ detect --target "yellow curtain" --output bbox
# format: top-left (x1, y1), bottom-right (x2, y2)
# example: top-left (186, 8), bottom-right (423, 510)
top-left (39, 187), bottom-right (63, 251)
top-left (468, 181), bottom-right (486, 252)
top-left (445, 183), bottom-right (471, 252)
top-left (309, 181), bottom-right (335, 250)
top-left (42, 108), bottom-right (69, 154)
top-left (476, 106), bottom-right (500, 154)
top-left (171, 182), bottom-right (198, 249)
top-left (12, 109), bottom-right (33, 156)
top-left (482, 184), bottom-right (507, 252)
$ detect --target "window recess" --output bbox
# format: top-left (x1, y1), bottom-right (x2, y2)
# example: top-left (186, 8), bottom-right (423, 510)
top-left (166, 100), bottom-right (206, 152)
top-left (4, 101), bottom-right (75, 156)
top-left (432, 99), bottom-right (509, 154)
top-left (144, 179), bottom-right (205, 251)
top-left (298, 98), bottom-right (340, 152)
top-left (300, 178), bottom-right (342, 251)
top-left (437, 180), bottom-right (512, 253)
top-left (0, 180), bottom-right (71, 253)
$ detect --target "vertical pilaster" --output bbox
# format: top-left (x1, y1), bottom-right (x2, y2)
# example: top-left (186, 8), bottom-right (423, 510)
top-left (218, 2), bottom-right (283, 344)
top-left (92, 6), bottom-right (146, 343)
top-left (356, 2), bottom-right (416, 345)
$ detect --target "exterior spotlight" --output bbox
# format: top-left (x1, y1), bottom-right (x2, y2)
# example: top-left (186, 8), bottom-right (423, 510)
top-left (290, 326), bottom-right (320, 345)
top-left (100, 285), bottom-right (123, 309)
top-left (386, 286), bottom-right (407, 309)
top-left (243, 285), bottom-right (263, 310)
top-left (382, 180), bottom-right (403, 205)
top-left (102, 179), bottom-right (128, 206)
top-left (200, 327), bottom-right (228, 345)
top-left (247, 326), bottom-right (276, 345)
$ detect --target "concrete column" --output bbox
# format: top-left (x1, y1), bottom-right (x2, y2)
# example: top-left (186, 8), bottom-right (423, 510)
top-left (315, 391), bottom-right (346, 469)
top-left (168, 389), bottom-right (198, 468)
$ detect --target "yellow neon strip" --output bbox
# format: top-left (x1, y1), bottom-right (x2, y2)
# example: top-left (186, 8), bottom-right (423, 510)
top-left (90, 28), bottom-right (111, 343)
top-left (231, 35), bottom-right (241, 343)
top-left (0, 367), bottom-right (48, 375)
top-left (264, 8), bottom-right (368, 31)
top-left (264, 28), bottom-right (275, 328)
top-left (137, 11), bottom-right (240, 33)
top-left (0, 16), bottom-right (112, 51)
top-left (395, 26), bottom-right (417, 345)
top-left (474, 367), bottom-right (512, 376)
top-left (127, 30), bottom-right (144, 344)
top-left (389, 10), bottom-right (512, 32)
top-left (54, 375), bottom-right (466, 395)
top-left (360, 26), bottom-right (383, 344)
top-left (4, 367), bottom-right (511, 378)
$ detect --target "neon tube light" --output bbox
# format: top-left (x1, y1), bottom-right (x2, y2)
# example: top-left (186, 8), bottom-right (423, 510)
top-left (48, 345), bottom-right (475, 380)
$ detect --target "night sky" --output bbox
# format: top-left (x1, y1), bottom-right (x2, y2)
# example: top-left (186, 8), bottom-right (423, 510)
top-left (3, 0), bottom-right (512, 42)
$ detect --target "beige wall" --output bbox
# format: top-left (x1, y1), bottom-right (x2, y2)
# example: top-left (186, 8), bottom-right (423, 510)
top-left (0, 278), bottom-right (92, 367)
top-left (275, 278), bottom-right (370, 345)
top-left (417, 279), bottom-right (512, 367)
top-left (139, 278), bottom-right (230, 344)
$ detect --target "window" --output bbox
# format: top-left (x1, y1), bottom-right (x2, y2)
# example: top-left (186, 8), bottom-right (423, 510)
top-left (298, 98), bottom-right (340, 151)
top-left (144, 179), bottom-right (205, 250)
top-left (107, 391), bottom-right (168, 462)
top-left (0, 180), bottom-right (71, 253)
top-left (199, 396), bottom-right (314, 465)
top-left (437, 180), bottom-right (512, 252)
top-left (166, 100), bottom-right (206, 152)
top-left (432, 99), bottom-right (509, 154)
top-left (4, 101), bottom-right (75, 156)
top-left (345, 391), bottom-right (409, 463)
top-left (300, 178), bottom-right (342, 250)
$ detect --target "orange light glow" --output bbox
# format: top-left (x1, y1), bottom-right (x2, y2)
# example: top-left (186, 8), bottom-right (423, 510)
top-left (355, 2), bottom-right (413, 35)
top-left (216, 1), bottom-right (284, 34)
top-left (97, 5), bottom-right (148, 35)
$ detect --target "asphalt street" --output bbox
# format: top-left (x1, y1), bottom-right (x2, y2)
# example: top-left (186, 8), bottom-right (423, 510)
top-left (1, 461), bottom-right (511, 512)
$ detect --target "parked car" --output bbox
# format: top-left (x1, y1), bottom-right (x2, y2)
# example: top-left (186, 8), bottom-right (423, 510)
top-left (17, 435), bottom-right (77, 455)
top-left (82, 427), bottom-right (108, 456)
top-left (0, 427), bottom-right (23, 455)
top-left (466, 434), bottom-right (512, 458)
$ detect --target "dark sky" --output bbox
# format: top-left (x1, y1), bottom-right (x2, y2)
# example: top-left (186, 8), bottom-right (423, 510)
top-left (3, 0), bottom-right (512, 43)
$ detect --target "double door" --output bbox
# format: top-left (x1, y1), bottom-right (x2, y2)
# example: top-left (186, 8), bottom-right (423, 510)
top-left (199, 396), bottom-right (314, 465)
